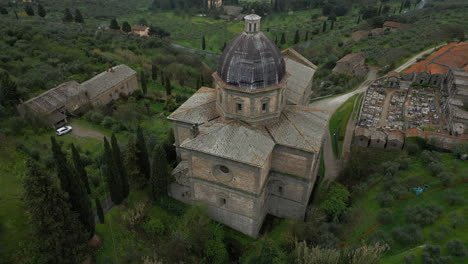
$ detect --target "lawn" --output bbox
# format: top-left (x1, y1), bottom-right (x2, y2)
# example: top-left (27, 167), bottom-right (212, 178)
top-left (329, 94), bottom-right (361, 158)
top-left (340, 153), bottom-right (468, 263)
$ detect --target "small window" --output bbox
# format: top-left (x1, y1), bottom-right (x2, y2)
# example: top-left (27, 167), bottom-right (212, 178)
top-left (236, 103), bottom-right (243, 112)
top-left (262, 103), bottom-right (267, 112)
top-left (249, 24), bottom-right (252, 31)
top-left (278, 186), bottom-right (283, 195)
top-left (254, 23), bottom-right (257, 32)
top-left (219, 165), bottom-right (229, 174)
top-left (219, 197), bottom-right (227, 206)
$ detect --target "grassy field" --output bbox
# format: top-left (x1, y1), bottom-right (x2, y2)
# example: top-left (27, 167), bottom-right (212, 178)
top-left (328, 94), bottom-right (362, 158)
top-left (340, 152), bottom-right (468, 263)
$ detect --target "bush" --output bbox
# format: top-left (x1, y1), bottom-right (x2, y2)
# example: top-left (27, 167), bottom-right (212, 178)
top-left (377, 192), bottom-right (394, 207)
top-left (428, 162), bottom-right (444, 176)
top-left (404, 254), bottom-right (415, 264)
top-left (405, 204), bottom-right (442, 226)
top-left (368, 230), bottom-right (393, 246)
top-left (430, 226), bottom-right (451, 242)
top-left (444, 190), bottom-right (465, 206)
top-left (446, 239), bottom-right (467, 257)
top-left (319, 183), bottom-right (350, 218)
top-left (422, 245), bottom-right (452, 264)
top-left (392, 225), bottom-right (422, 245)
top-left (143, 217), bottom-right (165, 236)
top-left (377, 209), bottom-right (393, 224)
top-left (101, 116), bottom-right (115, 129)
top-left (448, 212), bottom-right (465, 229)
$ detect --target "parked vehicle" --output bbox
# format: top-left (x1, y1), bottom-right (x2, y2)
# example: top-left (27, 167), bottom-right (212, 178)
top-left (56, 126), bottom-right (72, 136)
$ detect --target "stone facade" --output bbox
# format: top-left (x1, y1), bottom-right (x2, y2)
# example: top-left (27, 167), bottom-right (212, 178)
top-left (18, 65), bottom-right (138, 127)
top-left (333, 53), bottom-right (369, 77)
top-left (168, 15), bottom-right (327, 237)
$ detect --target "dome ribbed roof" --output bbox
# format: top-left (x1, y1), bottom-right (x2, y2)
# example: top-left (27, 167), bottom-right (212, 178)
top-left (217, 31), bottom-right (286, 90)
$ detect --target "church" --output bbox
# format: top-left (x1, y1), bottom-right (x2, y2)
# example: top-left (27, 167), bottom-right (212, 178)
top-left (168, 14), bottom-right (329, 237)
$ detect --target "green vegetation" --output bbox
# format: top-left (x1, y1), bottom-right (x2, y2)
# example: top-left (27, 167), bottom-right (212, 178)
top-left (329, 94), bottom-right (361, 158)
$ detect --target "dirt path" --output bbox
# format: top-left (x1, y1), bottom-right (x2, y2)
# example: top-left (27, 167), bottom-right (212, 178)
top-left (69, 121), bottom-right (107, 140)
top-left (322, 131), bottom-right (341, 183)
top-left (378, 90), bottom-right (397, 127)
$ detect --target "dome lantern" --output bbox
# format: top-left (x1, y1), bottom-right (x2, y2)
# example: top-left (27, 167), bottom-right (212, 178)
top-left (244, 14), bottom-right (261, 33)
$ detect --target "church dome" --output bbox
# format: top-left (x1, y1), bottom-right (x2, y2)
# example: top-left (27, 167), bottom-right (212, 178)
top-left (217, 15), bottom-right (286, 90)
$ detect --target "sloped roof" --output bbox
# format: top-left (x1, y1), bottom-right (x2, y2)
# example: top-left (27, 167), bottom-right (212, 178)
top-left (337, 53), bottom-right (365, 64)
top-left (383, 21), bottom-right (408, 28)
top-left (283, 49), bottom-right (317, 105)
top-left (404, 42), bottom-right (468, 75)
top-left (266, 106), bottom-right (329, 153)
top-left (168, 87), bottom-right (219, 124)
top-left (22, 81), bottom-right (84, 114)
top-left (82, 65), bottom-right (136, 99)
top-left (181, 121), bottom-right (275, 167)
top-left (132, 25), bottom-right (149, 32)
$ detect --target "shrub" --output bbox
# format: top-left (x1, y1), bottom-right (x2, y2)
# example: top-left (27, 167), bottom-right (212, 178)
top-left (404, 254), bottom-right (415, 264)
top-left (368, 230), bottom-right (393, 246)
top-left (428, 162), bottom-right (444, 176)
top-left (446, 239), bottom-right (467, 257)
top-left (319, 183), bottom-right (350, 218)
top-left (430, 226), bottom-right (451, 242)
top-left (377, 209), bottom-right (393, 224)
top-left (123, 201), bottom-right (148, 230)
top-left (391, 225), bottom-right (422, 245)
top-left (101, 116), bottom-right (115, 129)
top-left (422, 245), bottom-right (452, 264)
top-left (448, 211), bottom-right (465, 229)
top-left (377, 192), bottom-right (394, 207)
top-left (444, 190), bottom-right (465, 206)
top-left (405, 204), bottom-right (442, 226)
top-left (143, 217), bottom-right (165, 236)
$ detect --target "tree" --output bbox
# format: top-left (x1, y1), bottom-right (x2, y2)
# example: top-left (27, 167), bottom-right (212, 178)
top-left (136, 126), bottom-right (151, 180)
top-left (330, 20), bottom-right (335, 30)
top-left (23, 160), bottom-right (87, 263)
top-left (322, 20), bottom-right (327, 33)
top-left (141, 70), bottom-right (147, 95)
top-left (103, 137), bottom-right (124, 204)
top-left (109, 18), bottom-right (120, 30)
top-left (95, 198), bottom-right (105, 224)
top-left (25, 5), bottom-right (34, 16)
top-left (111, 133), bottom-right (129, 199)
top-left (280, 32), bottom-right (286, 45)
top-left (452, 142), bottom-right (468, 156)
top-left (150, 145), bottom-right (169, 200)
top-left (304, 31), bottom-right (309, 41)
top-left (37, 4), bottom-right (46, 18)
top-left (125, 136), bottom-right (141, 185)
top-left (446, 239), bottom-right (467, 257)
top-left (50, 138), bottom-right (94, 236)
top-left (294, 30), bottom-right (300, 44)
top-left (165, 77), bottom-right (172, 95)
top-left (122, 21), bottom-right (131, 33)
top-left (241, 238), bottom-right (288, 264)
top-left (0, 7), bottom-right (8, 15)
top-left (320, 183), bottom-right (350, 217)
top-left (202, 36), bottom-right (206, 50)
top-left (357, 15), bottom-right (361, 24)
top-left (151, 64), bottom-right (158, 81)
top-left (63, 8), bottom-right (73, 22)
top-left (70, 144), bottom-right (91, 194)
top-left (0, 71), bottom-right (19, 106)
top-left (74, 9), bottom-right (84, 23)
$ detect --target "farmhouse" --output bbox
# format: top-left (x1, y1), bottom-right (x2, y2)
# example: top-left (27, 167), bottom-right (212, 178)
top-left (383, 21), bottom-right (408, 32)
top-left (131, 25), bottom-right (150, 37)
top-left (167, 14), bottom-right (328, 237)
top-left (333, 53), bottom-right (369, 77)
top-left (18, 65), bottom-right (138, 127)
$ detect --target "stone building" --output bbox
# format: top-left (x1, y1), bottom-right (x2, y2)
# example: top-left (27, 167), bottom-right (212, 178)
top-left (333, 53), bottom-right (369, 77)
top-left (353, 127), bottom-right (371, 147)
top-left (207, 0), bottom-right (222, 9)
top-left (442, 68), bottom-right (468, 135)
top-left (383, 21), bottom-right (408, 32)
top-left (369, 130), bottom-right (387, 148)
top-left (131, 25), bottom-right (150, 37)
top-left (18, 65), bottom-right (138, 127)
top-left (386, 131), bottom-right (405, 149)
top-left (167, 14), bottom-right (328, 237)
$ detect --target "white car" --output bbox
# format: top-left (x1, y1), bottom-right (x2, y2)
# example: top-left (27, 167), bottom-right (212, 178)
top-left (56, 126), bottom-right (72, 136)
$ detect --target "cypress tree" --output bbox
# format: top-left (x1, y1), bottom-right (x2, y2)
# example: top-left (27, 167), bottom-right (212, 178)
top-left (0, 7), bottom-right (8, 15)
top-left (95, 198), bottom-right (105, 224)
top-left (25, 5), bottom-right (34, 16)
top-left (330, 20), bottom-right (335, 30)
top-left (202, 36), bottom-right (206, 50)
top-left (150, 145), bottom-right (169, 200)
top-left (165, 77), bottom-right (172, 95)
top-left (141, 71), bottom-right (147, 95)
top-left (111, 134), bottom-right (129, 199)
top-left (70, 144), bottom-right (91, 194)
top-left (378, 4), bottom-right (382, 16)
top-left (75, 9), bottom-right (84, 23)
top-left (63, 8), bottom-right (73, 22)
top-left (275, 35), bottom-right (278, 45)
top-left (50, 137), bottom-right (72, 193)
top-left (151, 64), bottom-right (158, 81)
top-left (280, 33), bottom-right (286, 44)
top-left (200, 74), bottom-right (205, 86)
top-left (160, 72), bottom-right (165, 86)
top-left (399, 1), bottom-right (404, 13)
top-left (304, 31), bottom-right (309, 41)
top-left (322, 20), bottom-right (327, 33)
top-left (125, 136), bottom-right (140, 185)
top-left (37, 4), bottom-right (46, 18)
top-left (103, 138), bottom-right (124, 205)
top-left (357, 15), bottom-right (361, 24)
top-left (136, 127), bottom-right (151, 180)
top-left (122, 21), bottom-right (131, 33)
top-left (23, 160), bottom-right (87, 263)
top-left (109, 18), bottom-right (120, 30)
top-left (0, 71), bottom-right (19, 106)
top-left (294, 30), bottom-right (300, 44)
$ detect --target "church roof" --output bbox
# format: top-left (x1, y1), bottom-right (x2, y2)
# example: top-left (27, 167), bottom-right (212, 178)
top-left (266, 106), bottom-right (329, 152)
top-left (181, 121), bottom-right (275, 167)
top-left (82, 64), bottom-right (136, 99)
top-left (282, 49), bottom-right (317, 105)
top-left (217, 32), bottom-right (286, 90)
top-left (168, 87), bottom-right (219, 124)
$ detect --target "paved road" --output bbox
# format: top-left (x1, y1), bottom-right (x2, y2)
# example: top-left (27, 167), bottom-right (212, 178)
top-left (394, 44), bottom-right (444, 73)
